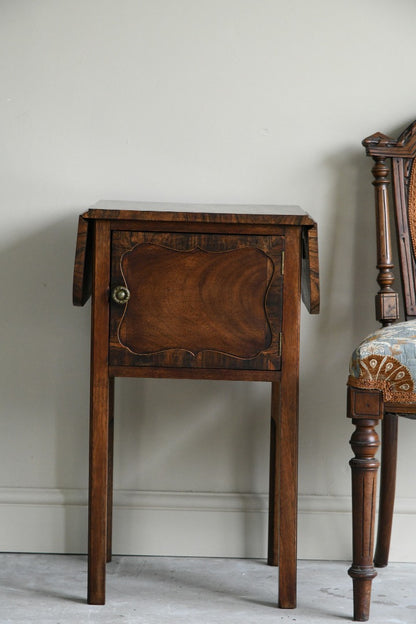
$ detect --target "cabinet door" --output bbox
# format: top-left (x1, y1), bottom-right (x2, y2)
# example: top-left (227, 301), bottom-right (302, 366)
top-left (109, 231), bottom-right (284, 371)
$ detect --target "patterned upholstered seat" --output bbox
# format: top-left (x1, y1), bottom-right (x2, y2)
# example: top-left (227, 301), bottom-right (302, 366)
top-left (349, 320), bottom-right (416, 402)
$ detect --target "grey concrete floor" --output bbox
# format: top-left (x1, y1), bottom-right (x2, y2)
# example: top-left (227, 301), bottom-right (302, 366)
top-left (0, 554), bottom-right (415, 623)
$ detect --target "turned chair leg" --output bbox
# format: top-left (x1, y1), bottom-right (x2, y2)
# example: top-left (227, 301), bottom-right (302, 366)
top-left (347, 386), bottom-right (382, 622)
top-left (374, 413), bottom-right (398, 568)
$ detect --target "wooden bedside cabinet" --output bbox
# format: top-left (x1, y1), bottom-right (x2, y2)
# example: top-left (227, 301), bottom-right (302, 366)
top-left (73, 201), bottom-right (319, 607)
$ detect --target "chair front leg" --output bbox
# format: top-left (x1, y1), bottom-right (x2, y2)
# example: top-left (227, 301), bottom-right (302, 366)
top-left (347, 386), bottom-right (382, 622)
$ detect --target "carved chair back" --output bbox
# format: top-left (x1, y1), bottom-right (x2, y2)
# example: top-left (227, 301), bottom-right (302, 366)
top-left (363, 120), bottom-right (416, 325)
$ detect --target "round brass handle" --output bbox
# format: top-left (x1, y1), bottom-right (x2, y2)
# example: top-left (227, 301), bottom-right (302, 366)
top-left (112, 285), bottom-right (130, 304)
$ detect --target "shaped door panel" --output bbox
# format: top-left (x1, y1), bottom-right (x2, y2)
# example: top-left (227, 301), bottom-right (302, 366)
top-left (109, 231), bottom-right (284, 371)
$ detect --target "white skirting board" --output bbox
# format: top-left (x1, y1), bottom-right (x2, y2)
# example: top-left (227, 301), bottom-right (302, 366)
top-left (0, 488), bottom-right (415, 562)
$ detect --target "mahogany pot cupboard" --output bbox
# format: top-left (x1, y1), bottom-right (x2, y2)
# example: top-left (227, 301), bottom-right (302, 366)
top-left (73, 201), bottom-right (319, 607)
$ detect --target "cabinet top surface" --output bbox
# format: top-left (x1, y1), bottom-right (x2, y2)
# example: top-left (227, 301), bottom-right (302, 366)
top-left (83, 200), bottom-right (315, 226)
top-left (74, 200), bottom-right (319, 313)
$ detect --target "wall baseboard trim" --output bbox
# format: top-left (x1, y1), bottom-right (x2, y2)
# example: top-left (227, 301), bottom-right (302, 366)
top-left (1, 488), bottom-right (415, 561)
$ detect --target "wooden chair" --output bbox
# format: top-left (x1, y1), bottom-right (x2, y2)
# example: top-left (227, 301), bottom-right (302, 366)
top-left (347, 119), bottom-right (416, 621)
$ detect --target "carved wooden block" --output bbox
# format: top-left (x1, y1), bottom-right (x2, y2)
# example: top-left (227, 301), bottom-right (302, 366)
top-left (347, 386), bottom-right (383, 420)
top-left (375, 291), bottom-right (399, 324)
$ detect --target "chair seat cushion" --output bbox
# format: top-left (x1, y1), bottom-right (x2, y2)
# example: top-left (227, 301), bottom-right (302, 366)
top-left (349, 320), bottom-right (416, 402)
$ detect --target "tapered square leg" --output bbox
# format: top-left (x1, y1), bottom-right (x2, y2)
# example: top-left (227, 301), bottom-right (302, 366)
top-left (275, 226), bottom-right (301, 610)
top-left (106, 377), bottom-right (115, 563)
top-left (87, 220), bottom-right (111, 605)
top-left (88, 375), bottom-right (110, 604)
top-left (268, 382), bottom-right (280, 567)
top-left (277, 375), bottom-right (298, 609)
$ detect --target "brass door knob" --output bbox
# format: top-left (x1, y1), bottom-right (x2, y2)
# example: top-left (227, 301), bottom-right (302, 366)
top-left (112, 285), bottom-right (130, 304)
